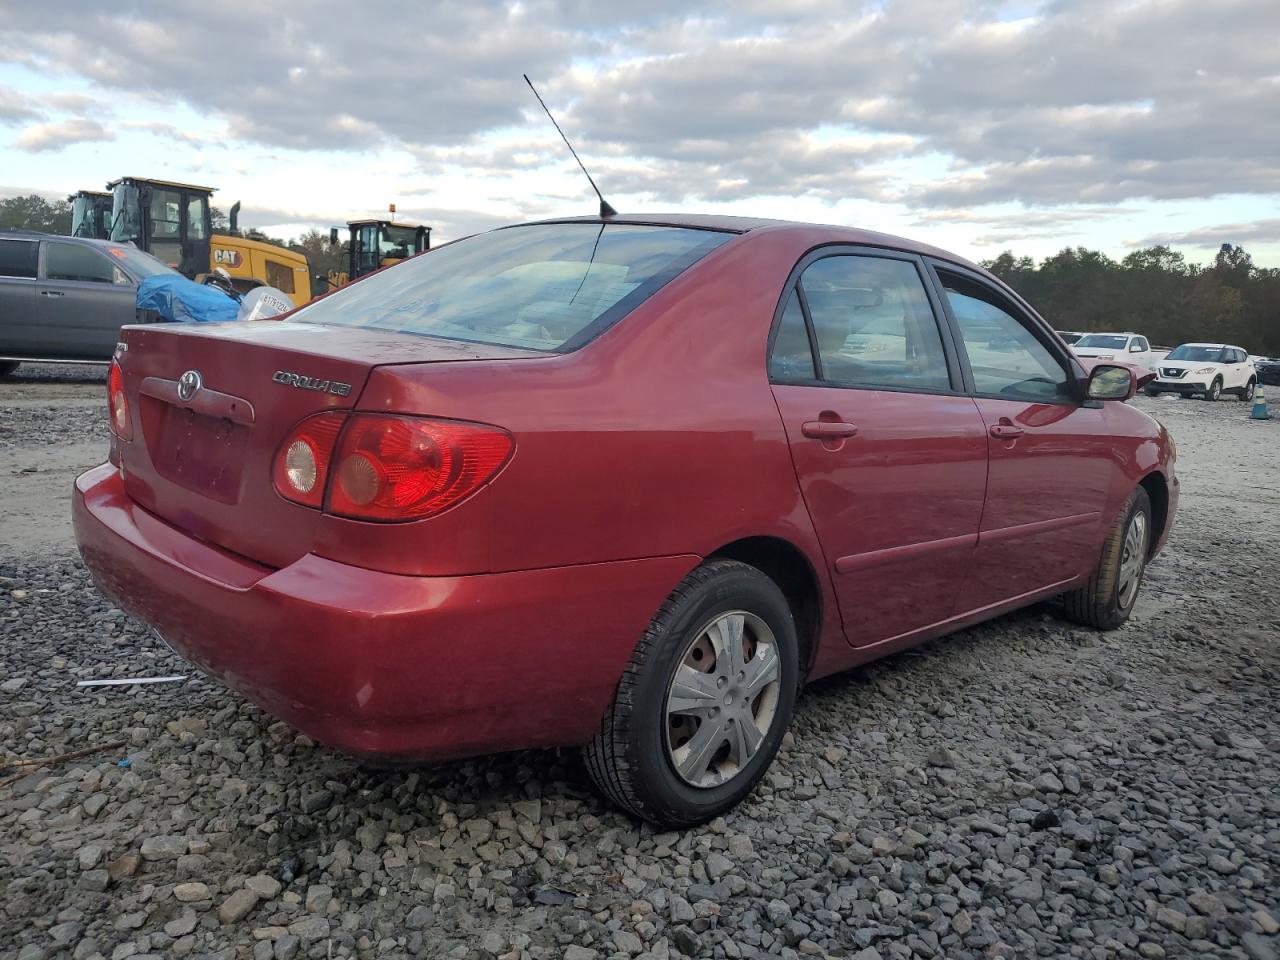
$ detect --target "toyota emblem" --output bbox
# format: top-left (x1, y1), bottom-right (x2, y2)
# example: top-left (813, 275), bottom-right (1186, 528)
top-left (177, 370), bottom-right (203, 402)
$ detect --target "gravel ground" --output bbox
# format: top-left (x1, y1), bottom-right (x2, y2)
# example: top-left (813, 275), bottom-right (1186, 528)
top-left (1, 369), bottom-right (1277, 960)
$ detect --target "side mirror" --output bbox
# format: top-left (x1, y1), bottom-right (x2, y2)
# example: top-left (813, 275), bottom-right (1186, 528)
top-left (1087, 364), bottom-right (1136, 401)
top-left (329, 228), bottom-right (339, 246)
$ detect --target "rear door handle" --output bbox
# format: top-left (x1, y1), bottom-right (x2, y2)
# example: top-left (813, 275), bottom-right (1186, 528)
top-left (40, 290), bottom-right (64, 297)
top-left (801, 420), bottom-right (858, 439)
top-left (989, 423), bottom-right (1024, 440)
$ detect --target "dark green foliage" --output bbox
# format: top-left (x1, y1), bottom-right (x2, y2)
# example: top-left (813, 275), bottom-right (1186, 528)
top-left (0, 194), bottom-right (72, 234)
top-left (984, 243), bottom-right (1280, 355)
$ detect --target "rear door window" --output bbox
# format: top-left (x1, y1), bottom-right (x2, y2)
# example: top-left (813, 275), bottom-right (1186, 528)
top-left (939, 271), bottom-right (1074, 403)
top-left (796, 255), bottom-right (950, 392)
top-left (297, 223), bottom-right (733, 352)
top-left (0, 238), bottom-right (38, 278)
top-left (768, 288), bottom-right (817, 381)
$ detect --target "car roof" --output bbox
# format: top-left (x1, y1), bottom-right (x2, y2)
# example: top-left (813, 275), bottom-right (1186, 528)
top-left (1177, 342), bottom-right (1238, 349)
top-left (519, 213), bottom-right (985, 272)
top-left (0, 231), bottom-right (123, 250)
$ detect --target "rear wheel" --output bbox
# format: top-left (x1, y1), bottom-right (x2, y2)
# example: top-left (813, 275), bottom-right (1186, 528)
top-left (1205, 377), bottom-right (1222, 401)
top-left (583, 560), bottom-right (799, 827)
top-left (0, 361), bottom-right (19, 378)
top-left (1063, 487), bottom-right (1152, 630)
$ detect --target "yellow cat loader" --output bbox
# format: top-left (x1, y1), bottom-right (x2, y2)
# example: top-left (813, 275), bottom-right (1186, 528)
top-left (68, 190), bottom-right (113, 239)
top-left (326, 209), bottom-right (430, 288)
top-left (106, 177), bottom-right (312, 308)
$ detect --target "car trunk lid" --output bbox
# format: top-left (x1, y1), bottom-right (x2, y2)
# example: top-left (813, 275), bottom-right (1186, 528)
top-left (115, 320), bottom-right (539, 569)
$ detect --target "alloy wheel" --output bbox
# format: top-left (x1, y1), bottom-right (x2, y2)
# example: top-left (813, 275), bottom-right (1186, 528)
top-left (1117, 511), bottom-right (1149, 608)
top-left (664, 611), bottom-right (782, 788)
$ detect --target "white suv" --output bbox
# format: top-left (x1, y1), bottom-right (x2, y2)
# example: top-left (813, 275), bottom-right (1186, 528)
top-left (1146, 342), bottom-right (1258, 401)
top-left (1072, 332), bottom-right (1156, 369)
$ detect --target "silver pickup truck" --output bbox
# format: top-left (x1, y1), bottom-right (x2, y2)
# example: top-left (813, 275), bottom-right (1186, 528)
top-left (0, 232), bottom-right (178, 376)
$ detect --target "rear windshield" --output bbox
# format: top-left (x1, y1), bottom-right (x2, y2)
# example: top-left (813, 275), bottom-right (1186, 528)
top-left (1166, 345), bottom-right (1226, 362)
top-left (1075, 334), bottom-right (1129, 349)
top-left (296, 222), bottom-right (734, 351)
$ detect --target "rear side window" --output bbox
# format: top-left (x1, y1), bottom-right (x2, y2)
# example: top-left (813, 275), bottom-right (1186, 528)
top-left (769, 289), bottom-right (816, 380)
top-left (798, 255), bottom-right (950, 391)
top-left (45, 242), bottom-right (125, 284)
top-left (940, 272), bottom-right (1073, 402)
top-left (296, 223), bottom-right (733, 352)
top-left (0, 238), bottom-right (38, 278)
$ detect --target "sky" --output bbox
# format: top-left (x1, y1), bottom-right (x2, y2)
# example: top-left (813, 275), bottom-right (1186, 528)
top-left (1, 0), bottom-right (1278, 266)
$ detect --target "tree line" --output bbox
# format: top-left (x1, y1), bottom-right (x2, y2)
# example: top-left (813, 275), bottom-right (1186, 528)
top-left (982, 244), bottom-right (1280, 356)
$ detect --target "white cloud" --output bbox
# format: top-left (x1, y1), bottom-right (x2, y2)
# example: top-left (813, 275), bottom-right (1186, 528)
top-left (13, 117), bottom-right (115, 152)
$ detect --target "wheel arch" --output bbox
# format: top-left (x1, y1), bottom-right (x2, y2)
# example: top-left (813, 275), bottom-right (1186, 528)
top-left (707, 536), bottom-right (823, 680)
top-left (1138, 470), bottom-right (1169, 558)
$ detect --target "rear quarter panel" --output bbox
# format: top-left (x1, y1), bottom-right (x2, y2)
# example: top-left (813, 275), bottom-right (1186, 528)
top-left (336, 229), bottom-right (837, 580)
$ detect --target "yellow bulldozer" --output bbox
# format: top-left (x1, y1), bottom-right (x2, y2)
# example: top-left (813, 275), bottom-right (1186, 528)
top-left (105, 177), bottom-right (313, 309)
top-left (325, 206), bottom-right (430, 289)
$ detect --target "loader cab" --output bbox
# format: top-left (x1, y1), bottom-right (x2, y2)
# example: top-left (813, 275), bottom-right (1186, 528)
top-left (346, 219), bottom-right (430, 281)
top-left (68, 191), bottom-right (113, 240)
top-left (107, 177), bottom-right (212, 279)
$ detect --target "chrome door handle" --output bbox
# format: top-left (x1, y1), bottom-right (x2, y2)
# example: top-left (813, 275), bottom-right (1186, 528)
top-left (989, 423), bottom-right (1024, 440)
top-left (801, 420), bottom-right (858, 439)
top-left (40, 290), bottom-right (65, 297)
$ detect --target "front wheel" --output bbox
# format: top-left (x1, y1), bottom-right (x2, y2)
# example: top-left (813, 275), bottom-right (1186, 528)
top-left (583, 560), bottom-right (799, 827)
top-left (1242, 379), bottom-right (1256, 402)
top-left (1205, 377), bottom-right (1222, 401)
top-left (1063, 487), bottom-right (1152, 630)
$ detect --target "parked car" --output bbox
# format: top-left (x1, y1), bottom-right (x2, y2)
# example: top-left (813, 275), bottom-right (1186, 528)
top-left (0, 232), bottom-right (179, 376)
top-left (1057, 330), bottom-right (1084, 345)
top-left (1255, 357), bottom-right (1280, 387)
top-left (1072, 332), bottom-right (1157, 369)
top-left (1146, 342), bottom-right (1257, 401)
top-left (74, 215), bottom-right (1178, 826)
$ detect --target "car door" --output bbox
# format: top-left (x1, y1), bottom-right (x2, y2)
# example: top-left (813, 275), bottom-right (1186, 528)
top-left (929, 263), bottom-right (1113, 609)
top-left (1229, 348), bottom-right (1251, 389)
top-left (0, 237), bottom-right (39, 355)
top-left (1128, 335), bottom-right (1153, 369)
top-left (768, 249), bottom-right (989, 647)
top-left (37, 240), bottom-right (137, 360)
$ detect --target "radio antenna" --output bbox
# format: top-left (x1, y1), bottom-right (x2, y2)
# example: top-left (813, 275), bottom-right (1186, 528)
top-left (523, 73), bottom-right (617, 218)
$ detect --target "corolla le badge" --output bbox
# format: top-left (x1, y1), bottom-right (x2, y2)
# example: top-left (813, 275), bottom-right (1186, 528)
top-left (177, 370), bottom-right (203, 402)
top-left (272, 370), bottom-right (353, 397)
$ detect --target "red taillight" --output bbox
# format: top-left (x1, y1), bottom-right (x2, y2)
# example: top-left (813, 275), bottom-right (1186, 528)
top-left (271, 412), bottom-right (345, 507)
top-left (108, 360), bottom-right (131, 440)
top-left (326, 415), bottom-right (513, 521)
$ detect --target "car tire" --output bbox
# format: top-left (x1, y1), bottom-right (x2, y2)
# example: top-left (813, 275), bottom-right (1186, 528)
top-left (583, 559), bottom-right (799, 827)
top-left (1205, 377), bottom-right (1222, 401)
top-left (0, 361), bottom-right (19, 378)
top-left (1241, 378), bottom-right (1256, 402)
top-left (1062, 487), bottom-right (1152, 631)
top-left (1144, 388), bottom-right (1160, 397)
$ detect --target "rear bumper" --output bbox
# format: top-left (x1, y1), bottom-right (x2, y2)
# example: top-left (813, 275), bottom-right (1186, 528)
top-left (74, 464), bottom-right (696, 760)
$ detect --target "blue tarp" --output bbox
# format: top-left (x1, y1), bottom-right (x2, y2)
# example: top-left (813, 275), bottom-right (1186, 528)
top-left (136, 275), bottom-right (240, 324)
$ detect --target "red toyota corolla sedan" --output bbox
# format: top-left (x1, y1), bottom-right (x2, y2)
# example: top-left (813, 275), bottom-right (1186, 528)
top-left (74, 215), bottom-right (1177, 826)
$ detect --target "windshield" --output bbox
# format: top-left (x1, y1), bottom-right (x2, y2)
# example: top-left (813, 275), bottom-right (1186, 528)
top-left (1166, 345), bottom-right (1226, 362)
top-left (1075, 334), bottom-right (1129, 350)
top-left (109, 184), bottom-right (142, 244)
top-left (71, 197), bottom-right (95, 238)
top-left (103, 243), bottom-right (180, 279)
top-left (300, 223), bottom-right (734, 351)
top-left (382, 224), bottom-right (423, 260)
